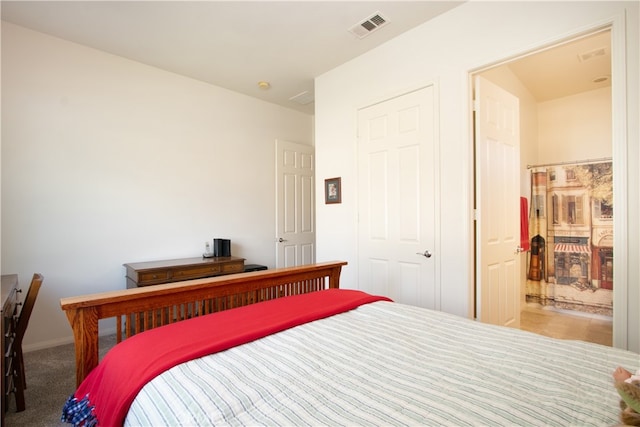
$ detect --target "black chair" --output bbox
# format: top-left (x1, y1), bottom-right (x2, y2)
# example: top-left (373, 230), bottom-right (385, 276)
top-left (12, 273), bottom-right (43, 412)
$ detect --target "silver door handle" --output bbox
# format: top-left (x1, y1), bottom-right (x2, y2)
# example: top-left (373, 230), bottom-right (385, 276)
top-left (278, 238), bottom-right (287, 243)
top-left (515, 246), bottom-right (525, 253)
top-left (416, 250), bottom-right (432, 258)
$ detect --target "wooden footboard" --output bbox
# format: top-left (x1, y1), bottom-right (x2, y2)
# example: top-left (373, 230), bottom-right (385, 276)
top-left (60, 261), bottom-right (347, 386)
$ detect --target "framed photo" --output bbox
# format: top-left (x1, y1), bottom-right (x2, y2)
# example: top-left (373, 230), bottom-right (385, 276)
top-left (324, 177), bottom-right (342, 204)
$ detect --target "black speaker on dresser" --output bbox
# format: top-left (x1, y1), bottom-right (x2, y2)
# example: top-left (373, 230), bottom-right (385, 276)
top-left (213, 238), bottom-right (231, 257)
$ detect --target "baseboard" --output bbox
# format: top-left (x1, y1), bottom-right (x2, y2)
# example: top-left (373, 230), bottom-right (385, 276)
top-left (23, 326), bottom-right (118, 353)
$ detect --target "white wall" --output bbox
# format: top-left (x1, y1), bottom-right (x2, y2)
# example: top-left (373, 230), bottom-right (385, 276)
top-left (315, 1), bottom-right (639, 350)
top-left (1, 22), bottom-right (313, 350)
top-left (538, 87), bottom-right (612, 163)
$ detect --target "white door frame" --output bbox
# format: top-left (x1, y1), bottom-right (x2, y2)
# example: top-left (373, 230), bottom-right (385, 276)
top-left (469, 16), bottom-right (628, 347)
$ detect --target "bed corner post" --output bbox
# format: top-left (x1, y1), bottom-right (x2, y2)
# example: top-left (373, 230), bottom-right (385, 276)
top-left (328, 262), bottom-right (346, 289)
top-left (64, 306), bottom-right (100, 387)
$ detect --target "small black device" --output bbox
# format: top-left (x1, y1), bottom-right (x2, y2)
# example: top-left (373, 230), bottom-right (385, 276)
top-left (213, 238), bottom-right (231, 257)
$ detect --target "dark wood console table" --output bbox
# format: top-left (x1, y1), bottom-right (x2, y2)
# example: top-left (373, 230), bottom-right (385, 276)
top-left (124, 256), bottom-right (245, 288)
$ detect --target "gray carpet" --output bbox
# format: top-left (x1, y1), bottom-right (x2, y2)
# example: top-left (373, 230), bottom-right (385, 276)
top-left (4, 335), bottom-right (116, 427)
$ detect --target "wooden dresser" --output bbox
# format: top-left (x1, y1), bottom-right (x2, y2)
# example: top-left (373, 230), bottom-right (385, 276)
top-left (124, 256), bottom-right (245, 288)
top-left (2, 274), bottom-right (19, 426)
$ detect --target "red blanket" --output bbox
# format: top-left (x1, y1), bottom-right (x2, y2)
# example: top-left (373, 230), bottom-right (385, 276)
top-left (62, 289), bottom-right (391, 427)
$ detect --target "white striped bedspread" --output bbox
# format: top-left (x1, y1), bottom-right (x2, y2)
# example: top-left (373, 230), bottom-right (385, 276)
top-left (125, 301), bottom-right (639, 426)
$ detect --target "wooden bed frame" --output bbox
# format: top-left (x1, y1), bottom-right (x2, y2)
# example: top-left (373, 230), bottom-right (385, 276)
top-left (60, 261), bottom-right (347, 387)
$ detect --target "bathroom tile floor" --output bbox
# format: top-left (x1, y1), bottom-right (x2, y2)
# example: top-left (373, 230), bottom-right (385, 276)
top-left (520, 304), bottom-right (613, 346)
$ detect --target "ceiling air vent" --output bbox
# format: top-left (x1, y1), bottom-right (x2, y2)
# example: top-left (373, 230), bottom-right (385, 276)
top-left (578, 47), bottom-right (607, 62)
top-left (289, 90), bottom-right (314, 106)
top-left (349, 12), bottom-right (389, 39)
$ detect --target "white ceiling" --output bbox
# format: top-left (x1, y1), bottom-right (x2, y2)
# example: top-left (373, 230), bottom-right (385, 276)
top-left (2, 1), bottom-right (611, 114)
top-left (1, 1), bottom-right (464, 114)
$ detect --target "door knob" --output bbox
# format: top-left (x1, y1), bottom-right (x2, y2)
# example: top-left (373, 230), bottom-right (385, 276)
top-left (515, 246), bottom-right (525, 254)
top-left (416, 250), bottom-right (432, 258)
top-left (278, 238), bottom-right (287, 243)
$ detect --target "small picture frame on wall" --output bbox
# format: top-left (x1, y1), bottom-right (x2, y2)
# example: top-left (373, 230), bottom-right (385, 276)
top-left (325, 177), bottom-right (342, 204)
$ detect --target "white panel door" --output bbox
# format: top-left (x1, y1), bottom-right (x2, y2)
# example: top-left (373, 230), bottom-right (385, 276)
top-left (475, 75), bottom-right (521, 328)
top-left (357, 86), bottom-right (438, 308)
top-left (275, 140), bottom-right (315, 268)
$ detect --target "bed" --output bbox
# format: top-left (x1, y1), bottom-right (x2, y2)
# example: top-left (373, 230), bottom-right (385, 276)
top-left (60, 261), bottom-right (639, 426)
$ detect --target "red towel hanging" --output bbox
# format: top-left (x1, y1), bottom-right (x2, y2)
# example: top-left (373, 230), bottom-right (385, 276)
top-left (520, 197), bottom-right (530, 251)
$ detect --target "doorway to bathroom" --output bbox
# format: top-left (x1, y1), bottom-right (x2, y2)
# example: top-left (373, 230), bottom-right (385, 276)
top-left (473, 28), bottom-right (614, 340)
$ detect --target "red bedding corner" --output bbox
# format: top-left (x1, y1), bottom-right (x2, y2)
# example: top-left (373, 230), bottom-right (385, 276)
top-left (62, 289), bottom-right (391, 427)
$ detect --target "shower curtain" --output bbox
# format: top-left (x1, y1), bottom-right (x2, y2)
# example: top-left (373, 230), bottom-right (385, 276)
top-left (526, 161), bottom-right (613, 317)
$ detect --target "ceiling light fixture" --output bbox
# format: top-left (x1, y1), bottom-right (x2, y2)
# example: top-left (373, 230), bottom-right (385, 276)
top-left (257, 81), bottom-right (271, 90)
